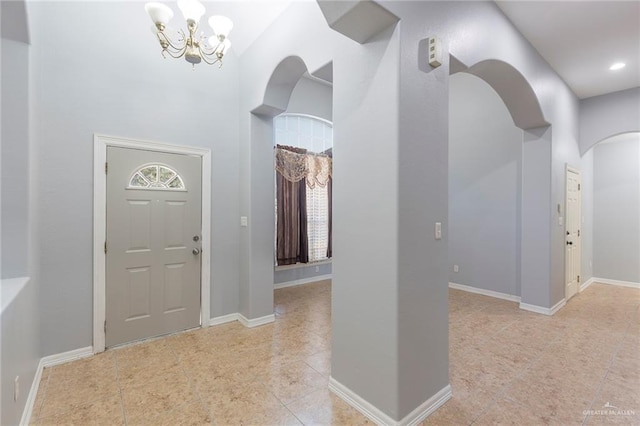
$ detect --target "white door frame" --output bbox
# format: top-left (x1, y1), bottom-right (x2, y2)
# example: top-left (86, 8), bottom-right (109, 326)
top-left (564, 164), bottom-right (581, 300)
top-left (93, 134), bottom-right (212, 353)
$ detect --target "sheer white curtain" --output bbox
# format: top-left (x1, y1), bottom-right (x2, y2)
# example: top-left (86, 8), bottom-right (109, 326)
top-left (306, 184), bottom-right (329, 262)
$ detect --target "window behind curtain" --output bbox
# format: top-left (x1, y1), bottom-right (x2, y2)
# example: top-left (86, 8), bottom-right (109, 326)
top-left (306, 184), bottom-right (329, 262)
top-left (274, 114), bottom-right (333, 263)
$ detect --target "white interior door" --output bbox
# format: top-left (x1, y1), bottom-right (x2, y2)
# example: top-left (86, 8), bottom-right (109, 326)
top-left (106, 146), bottom-right (202, 347)
top-left (565, 167), bottom-right (582, 300)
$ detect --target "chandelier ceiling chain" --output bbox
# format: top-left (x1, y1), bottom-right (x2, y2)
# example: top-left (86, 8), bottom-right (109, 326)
top-left (145, 0), bottom-right (233, 68)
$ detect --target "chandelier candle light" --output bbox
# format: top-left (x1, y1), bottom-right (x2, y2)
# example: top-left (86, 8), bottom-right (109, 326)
top-left (145, 0), bottom-right (233, 68)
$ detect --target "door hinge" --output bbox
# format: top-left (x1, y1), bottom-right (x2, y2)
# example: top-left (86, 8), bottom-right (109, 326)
top-left (104, 241), bottom-right (107, 254)
top-left (577, 229), bottom-right (580, 237)
top-left (104, 320), bottom-right (107, 334)
top-left (577, 275), bottom-right (580, 283)
top-left (105, 162), bottom-right (108, 174)
top-left (578, 183), bottom-right (581, 190)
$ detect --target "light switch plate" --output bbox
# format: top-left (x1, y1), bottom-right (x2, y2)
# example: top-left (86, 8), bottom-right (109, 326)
top-left (435, 222), bottom-right (442, 240)
top-left (14, 376), bottom-right (19, 402)
top-left (240, 216), bottom-right (248, 227)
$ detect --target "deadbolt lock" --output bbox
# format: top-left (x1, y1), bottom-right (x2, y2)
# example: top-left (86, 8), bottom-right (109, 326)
top-left (193, 235), bottom-right (200, 242)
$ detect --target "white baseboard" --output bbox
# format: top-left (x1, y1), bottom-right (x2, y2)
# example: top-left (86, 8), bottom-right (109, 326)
top-left (274, 274), bottom-right (333, 290)
top-left (549, 298), bottom-right (566, 315)
top-left (20, 346), bottom-right (94, 425)
top-left (208, 313), bottom-right (239, 326)
top-left (519, 298), bottom-right (566, 316)
top-left (591, 277), bottom-right (640, 289)
top-left (329, 377), bottom-right (452, 426)
top-left (398, 384), bottom-right (452, 426)
top-left (580, 277), bottom-right (596, 292)
top-left (448, 282), bottom-right (520, 303)
top-left (329, 377), bottom-right (397, 425)
top-left (238, 313), bottom-right (275, 328)
top-left (41, 346), bottom-right (94, 368)
top-left (210, 312), bottom-right (279, 328)
top-left (20, 361), bottom-right (42, 426)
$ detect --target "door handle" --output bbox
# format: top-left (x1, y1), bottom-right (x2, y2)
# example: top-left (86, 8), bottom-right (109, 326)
top-left (192, 248), bottom-right (201, 255)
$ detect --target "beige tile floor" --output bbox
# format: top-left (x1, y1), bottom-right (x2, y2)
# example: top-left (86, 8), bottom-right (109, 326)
top-left (30, 280), bottom-right (638, 425)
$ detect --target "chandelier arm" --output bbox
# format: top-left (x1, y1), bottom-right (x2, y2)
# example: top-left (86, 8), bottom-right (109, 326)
top-left (163, 44), bottom-right (189, 59)
top-left (157, 31), bottom-right (187, 52)
top-left (200, 51), bottom-right (221, 66)
top-left (199, 39), bottom-right (218, 55)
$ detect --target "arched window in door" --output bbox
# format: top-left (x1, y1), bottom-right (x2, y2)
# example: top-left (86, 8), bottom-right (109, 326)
top-left (127, 164), bottom-right (185, 190)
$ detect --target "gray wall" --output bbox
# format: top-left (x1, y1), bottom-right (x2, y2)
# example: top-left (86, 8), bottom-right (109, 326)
top-left (1, 39), bottom-right (29, 279)
top-left (520, 126), bottom-right (553, 306)
top-left (449, 72), bottom-right (523, 296)
top-left (1, 37), bottom-right (40, 426)
top-left (580, 88), bottom-right (640, 154)
top-left (580, 149), bottom-right (594, 282)
top-left (274, 263), bottom-right (332, 285)
top-left (593, 136), bottom-right (640, 283)
top-left (2, 279), bottom-right (39, 426)
top-left (286, 76), bottom-right (333, 122)
top-left (333, 24), bottom-right (403, 417)
top-left (27, 1), bottom-right (241, 356)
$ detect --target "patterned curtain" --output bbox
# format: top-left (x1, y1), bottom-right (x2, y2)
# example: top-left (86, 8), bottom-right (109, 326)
top-left (323, 148), bottom-right (333, 259)
top-left (276, 145), bottom-right (332, 188)
top-left (275, 145), bottom-right (332, 265)
top-left (276, 172), bottom-right (308, 265)
top-left (327, 176), bottom-right (332, 259)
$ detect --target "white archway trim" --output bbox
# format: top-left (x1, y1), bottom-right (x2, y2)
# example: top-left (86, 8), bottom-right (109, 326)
top-left (92, 134), bottom-right (212, 353)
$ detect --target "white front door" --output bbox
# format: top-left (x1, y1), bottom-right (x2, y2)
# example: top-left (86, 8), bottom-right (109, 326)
top-left (565, 167), bottom-right (582, 300)
top-left (106, 146), bottom-right (202, 347)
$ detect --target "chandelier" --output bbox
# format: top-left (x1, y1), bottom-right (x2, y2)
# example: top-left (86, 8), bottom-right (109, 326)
top-left (145, 0), bottom-right (233, 68)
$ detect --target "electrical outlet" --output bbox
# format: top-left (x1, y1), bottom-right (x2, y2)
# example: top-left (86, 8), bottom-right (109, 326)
top-left (14, 376), bottom-right (19, 402)
top-left (453, 265), bottom-right (459, 273)
top-left (315, 266), bottom-right (319, 272)
top-left (427, 36), bottom-right (443, 67)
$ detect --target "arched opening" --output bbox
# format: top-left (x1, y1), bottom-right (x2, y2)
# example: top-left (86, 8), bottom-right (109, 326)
top-left (580, 132), bottom-right (640, 287)
top-left (252, 56), bottom-right (309, 118)
top-left (449, 56), bottom-right (553, 311)
top-left (249, 55), bottom-right (334, 320)
top-left (462, 59), bottom-right (549, 130)
top-left (448, 72), bottom-right (523, 299)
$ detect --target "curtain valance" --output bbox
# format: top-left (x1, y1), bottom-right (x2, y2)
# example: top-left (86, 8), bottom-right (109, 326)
top-left (276, 145), bottom-right (332, 189)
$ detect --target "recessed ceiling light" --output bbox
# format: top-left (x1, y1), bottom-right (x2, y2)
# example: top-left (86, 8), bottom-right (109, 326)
top-left (609, 62), bottom-right (626, 71)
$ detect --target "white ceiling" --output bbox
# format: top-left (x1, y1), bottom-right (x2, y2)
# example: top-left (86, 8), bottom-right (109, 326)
top-left (496, 1), bottom-right (640, 99)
